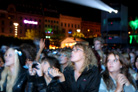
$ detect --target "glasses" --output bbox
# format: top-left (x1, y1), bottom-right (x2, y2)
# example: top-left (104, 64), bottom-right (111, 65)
top-left (60, 54), bottom-right (67, 57)
top-left (72, 48), bottom-right (83, 52)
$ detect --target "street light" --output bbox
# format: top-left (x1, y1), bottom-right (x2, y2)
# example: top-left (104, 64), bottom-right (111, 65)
top-left (77, 29), bottom-right (81, 33)
top-left (13, 22), bottom-right (19, 37)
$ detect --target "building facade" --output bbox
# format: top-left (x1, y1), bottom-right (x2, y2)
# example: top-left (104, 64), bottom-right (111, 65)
top-left (59, 14), bottom-right (82, 37)
top-left (101, 3), bottom-right (128, 46)
top-left (81, 21), bottom-right (101, 38)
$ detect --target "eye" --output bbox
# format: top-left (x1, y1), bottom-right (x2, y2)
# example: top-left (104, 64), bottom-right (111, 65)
top-left (107, 60), bottom-right (110, 62)
top-left (9, 54), bottom-right (12, 57)
top-left (113, 59), bottom-right (117, 62)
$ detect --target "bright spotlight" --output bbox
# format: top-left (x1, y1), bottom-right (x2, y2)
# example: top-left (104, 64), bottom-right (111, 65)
top-left (108, 10), bottom-right (112, 13)
top-left (114, 10), bottom-right (118, 14)
top-left (108, 10), bottom-right (118, 14)
top-left (62, 0), bottom-right (118, 13)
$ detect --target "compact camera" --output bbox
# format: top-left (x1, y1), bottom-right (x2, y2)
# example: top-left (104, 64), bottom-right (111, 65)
top-left (32, 63), bottom-right (39, 70)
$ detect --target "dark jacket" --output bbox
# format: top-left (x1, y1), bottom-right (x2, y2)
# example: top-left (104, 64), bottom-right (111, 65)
top-left (92, 49), bottom-right (102, 72)
top-left (63, 65), bottom-right (101, 92)
top-left (0, 68), bottom-right (28, 92)
top-left (26, 75), bottom-right (66, 92)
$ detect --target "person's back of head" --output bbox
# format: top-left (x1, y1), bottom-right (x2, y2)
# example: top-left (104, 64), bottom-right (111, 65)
top-left (20, 43), bottom-right (37, 61)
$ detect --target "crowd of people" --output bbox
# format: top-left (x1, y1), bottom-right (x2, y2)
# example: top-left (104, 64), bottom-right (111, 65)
top-left (0, 37), bottom-right (138, 92)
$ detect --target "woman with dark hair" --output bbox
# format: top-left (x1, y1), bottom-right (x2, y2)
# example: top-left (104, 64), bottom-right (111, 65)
top-left (0, 47), bottom-right (28, 92)
top-left (20, 43), bottom-right (37, 69)
top-left (99, 51), bottom-right (137, 92)
top-left (27, 56), bottom-right (65, 92)
top-left (134, 55), bottom-right (138, 87)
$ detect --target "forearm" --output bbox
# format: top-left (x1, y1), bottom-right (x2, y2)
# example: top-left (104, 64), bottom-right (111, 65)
top-left (35, 48), bottom-right (43, 62)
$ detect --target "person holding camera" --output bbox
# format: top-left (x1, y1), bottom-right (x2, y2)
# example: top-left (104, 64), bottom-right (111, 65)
top-left (99, 51), bottom-right (137, 92)
top-left (27, 56), bottom-right (66, 92)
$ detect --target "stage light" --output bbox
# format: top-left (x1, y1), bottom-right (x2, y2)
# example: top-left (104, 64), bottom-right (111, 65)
top-left (62, 0), bottom-right (118, 13)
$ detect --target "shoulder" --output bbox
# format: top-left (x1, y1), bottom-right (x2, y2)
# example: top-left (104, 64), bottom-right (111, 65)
top-left (99, 78), bottom-right (107, 92)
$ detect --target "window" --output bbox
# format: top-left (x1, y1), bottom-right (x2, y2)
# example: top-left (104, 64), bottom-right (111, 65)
top-left (75, 24), bottom-right (76, 28)
top-left (9, 21), bottom-right (13, 26)
top-left (1, 20), bottom-right (4, 25)
top-left (65, 23), bottom-right (66, 27)
top-left (61, 22), bottom-right (63, 26)
top-left (10, 28), bottom-right (13, 33)
top-left (1, 28), bottom-right (4, 33)
top-left (68, 24), bottom-right (70, 27)
top-left (68, 30), bottom-right (72, 34)
top-left (72, 24), bottom-right (73, 27)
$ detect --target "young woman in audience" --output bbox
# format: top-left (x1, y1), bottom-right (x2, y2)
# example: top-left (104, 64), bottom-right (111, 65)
top-left (27, 56), bottom-right (65, 92)
top-left (99, 51), bottom-right (137, 92)
top-left (63, 43), bottom-right (101, 92)
top-left (59, 48), bottom-right (72, 72)
top-left (134, 55), bottom-right (138, 87)
top-left (0, 47), bottom-right (28, 92)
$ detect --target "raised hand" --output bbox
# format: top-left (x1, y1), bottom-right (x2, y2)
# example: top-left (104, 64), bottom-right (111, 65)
top-left (115, 73), bottom-right (130, 92)
top-left (28, 63), bottom-right (36, 76)
top-left (47, 67), bottom-right (65, 82)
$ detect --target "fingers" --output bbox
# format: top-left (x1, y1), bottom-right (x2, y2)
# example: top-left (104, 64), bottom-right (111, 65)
top-left (29, 63), bottom-right (36, 76)
top-left (40, 39), bottom-right (45, 49)
top-left (47, 67), bottom-right (62, 78)
top-left (117, 74), bottom-right (130, 86)
top-left (28, 62), bottom-right (42, 76)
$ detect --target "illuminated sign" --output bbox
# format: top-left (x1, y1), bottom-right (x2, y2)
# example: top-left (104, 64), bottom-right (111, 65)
top-left (23, 20), bottom-right (38, 25)
top-left (129, 35), bottom-right (138, 44)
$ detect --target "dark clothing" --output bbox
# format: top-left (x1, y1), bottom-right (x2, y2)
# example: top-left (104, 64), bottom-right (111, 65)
top-left (92, 49), bottom-right (102, 72)
top-left (63, 65), bottom-right (101, 92)
top-left (136, 80), bottom-right (138, 88)
top-left (0, 68), bottom-right (28, 92)
top-left (0, 67), bottom-right (4, 80)
top-left (26, 75), bottom-right (66, 92)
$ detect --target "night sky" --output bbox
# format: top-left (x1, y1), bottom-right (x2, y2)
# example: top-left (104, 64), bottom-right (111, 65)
top-left (51, 0), bottom-right (136, 22)
top-left (0, 0), bottom-right (137, 21)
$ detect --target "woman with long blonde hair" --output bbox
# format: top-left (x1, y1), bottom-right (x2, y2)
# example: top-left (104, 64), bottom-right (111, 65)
top-left (0, 47), bottom-right (28, 92)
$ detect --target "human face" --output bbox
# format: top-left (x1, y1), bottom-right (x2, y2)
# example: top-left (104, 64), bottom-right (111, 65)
top-left (71, 46), bottom-right (84, 63)
top-left (4, 49), bottom-right (15, 67)
top-left (41, 61), bottom-right (50, 77)
top-left (107, 54), bottom-right (122, 73)
top-left (130, 53), bottom-right (135, 64)
top-left (135, 58), bottom-right (138, 69)
top-left (94, 40), bottom-right (102, 51)
top-left (59, 53), bottom-right (68, 65)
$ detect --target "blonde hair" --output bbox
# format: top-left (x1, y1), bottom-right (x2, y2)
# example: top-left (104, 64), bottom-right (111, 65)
top-left (0, 48), bottom-right (20, 92)
top-left (72, 43), bottom-right (97, 73)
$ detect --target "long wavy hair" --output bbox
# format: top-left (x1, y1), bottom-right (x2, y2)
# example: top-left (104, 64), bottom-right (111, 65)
top-left (102, 50), bottom-right (136, 91)
top-left (0, 47), bottom-right (25, 92)
top-left (72, 43), bottom-right (97, 73)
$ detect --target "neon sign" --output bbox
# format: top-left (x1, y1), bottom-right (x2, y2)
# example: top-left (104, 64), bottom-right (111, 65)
top-left (23, 20), bottom-right (38, 25)
top-left (129, 35), bottom-right (138, 44)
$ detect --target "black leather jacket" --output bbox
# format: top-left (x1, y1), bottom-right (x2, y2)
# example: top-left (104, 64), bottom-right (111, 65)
top-left (26, 75), bottom-right (66, 92)
top-left (63, 65), bottom-right (101, 92)
top-left (0, 68), bottom-right (28, 92)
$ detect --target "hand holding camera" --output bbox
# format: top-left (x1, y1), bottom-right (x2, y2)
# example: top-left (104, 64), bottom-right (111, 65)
top-left (47, 67), bottom-right (65, 82)
top-left (29, 62), bottom-right (42, 76)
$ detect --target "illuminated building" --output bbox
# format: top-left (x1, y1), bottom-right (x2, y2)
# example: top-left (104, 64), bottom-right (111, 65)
top-left (0, 3), bottom-right (44, 38)
top-left (81, 21), bottom-right (101, 38)
top-left (101, 3), bottom-right (128, 47)
top-left (59, 14), bottom-right (82, 37)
